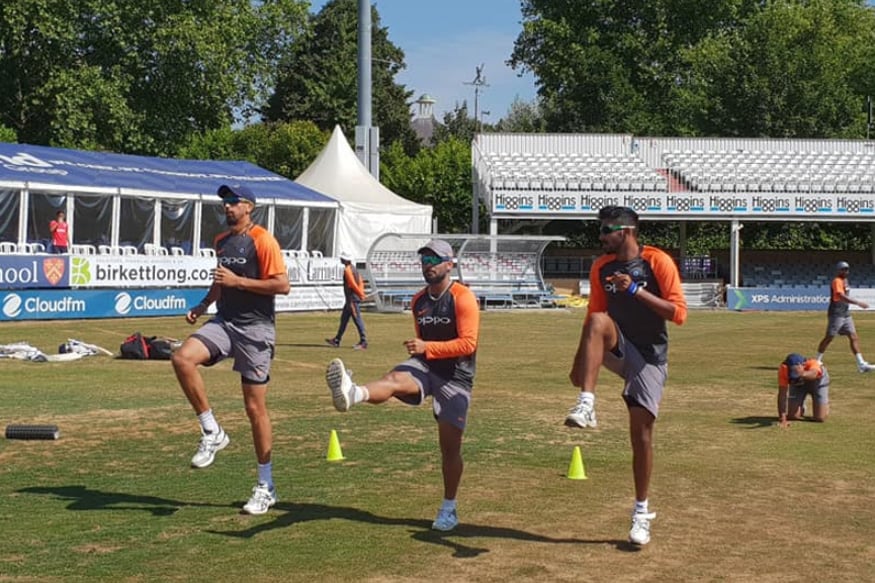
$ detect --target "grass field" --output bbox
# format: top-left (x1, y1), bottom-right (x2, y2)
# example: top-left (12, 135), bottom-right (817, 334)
top-left (1, 308), bottom-right (874, 582)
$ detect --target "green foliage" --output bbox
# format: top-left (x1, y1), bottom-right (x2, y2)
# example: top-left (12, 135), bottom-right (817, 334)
top-left (679, 0), bottom-right (875, 137)
top-left (381, 137), bottom-right (477, 232)
top-left (0, 0), bottom-right (309, 155)
top-left (512, 0), bottom-right (875, 138)
top-left (495, 97), bottom-right (547, 133)
top-left (178, 120), bottom-right (328, 178)
top-left (0, 123), bottom-right (17, 142)
top-left (264, 0), bottom-right (418, 154)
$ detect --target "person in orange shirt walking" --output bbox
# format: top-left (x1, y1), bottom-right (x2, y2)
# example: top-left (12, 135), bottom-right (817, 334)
top-left (325, 239), bottom-right (480, 532)
top-left (325, 251), bottom-right (368, 349)
top-left (777, 353), bottom-right (830, 428)
top-left (564, 205), bottom-right (687, 546)
top-left (815, 261), bottom-right (874, 372)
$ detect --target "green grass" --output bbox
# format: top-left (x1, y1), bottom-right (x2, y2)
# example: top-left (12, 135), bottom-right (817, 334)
top-left (1, 309), bottom-right (874, 582)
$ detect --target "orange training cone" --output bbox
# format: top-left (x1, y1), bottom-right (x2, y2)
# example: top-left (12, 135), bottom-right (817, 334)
top-left (326, 429), bottom-right (345, 461)
top-left (567, 445), bottom-right (588, 480)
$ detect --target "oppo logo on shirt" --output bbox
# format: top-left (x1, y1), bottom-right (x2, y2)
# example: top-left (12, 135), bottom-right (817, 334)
top-left (218, 257), bottom-right (247, 265)
top-left (417, 315), bottom-right (451, 326)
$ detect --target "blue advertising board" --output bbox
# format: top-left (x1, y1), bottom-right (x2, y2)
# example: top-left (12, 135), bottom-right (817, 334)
top-left (727, 286), bottom-right (829, 311)
top-left (0, 255), bottom-right (69, 289)
top-left (0, 288), bottom-right (207, 321)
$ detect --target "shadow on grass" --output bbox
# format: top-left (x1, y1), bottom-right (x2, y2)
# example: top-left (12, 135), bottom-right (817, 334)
top-left (17, 486), bottom-right (634, 557)
top-left (207, 501), bottom-right (632, 557)
top-left (16, 485), bottom-right (229, 516)
top-left (277, 342), bottom-right (343, 349)
top-left (730, 416), bottom-right (776, 429)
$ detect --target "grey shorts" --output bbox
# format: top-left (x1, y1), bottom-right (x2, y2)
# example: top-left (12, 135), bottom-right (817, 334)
top-left (192, 317), bottom-right (276, 384)
top-left (602, 329), bottom-right (668, 418)
top-left (790, 368), bottom-right (830, 405)
top-left (826, 315), bottom-right (856, 337)
top-left (392, 357), bottom-right (472, 430)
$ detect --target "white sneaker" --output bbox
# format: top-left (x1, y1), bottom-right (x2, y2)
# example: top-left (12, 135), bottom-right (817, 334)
top-left (432, 507), bottom-right (459, 531)
top-left (326, 358), bottom-right (354, 412)
top-left (629, 512), bottom-right (656, 545)
top-left (564, 400), bottom-right (598, 428)
top-left (190, 427), bottom-right (230, 468)
top-left (242, 482), bottom-right (277, 515)
top-left (858, 362), bottom-right (875, 373)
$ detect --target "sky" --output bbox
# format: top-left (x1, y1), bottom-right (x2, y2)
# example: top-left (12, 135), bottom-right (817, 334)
top-left (309, 0), bottom-right (538, 122)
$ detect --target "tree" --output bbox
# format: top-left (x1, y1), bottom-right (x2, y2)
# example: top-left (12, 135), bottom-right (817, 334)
top-left (0, 123), bottom-right (17, 143)
top-left (495, 97), bottom-right (546, 133)
top-left (178, 121), bottom-right (327, 179)
top-left (510, 0), bottom-right (875, 138)
top-left (381, 137), bottom-right (476, 233)
top-left (678, 0), bottom-right (875, 138)
top-left (0, 0), bottom-right (309, 155)
top-left (264, 0), bottom-right (418, 154)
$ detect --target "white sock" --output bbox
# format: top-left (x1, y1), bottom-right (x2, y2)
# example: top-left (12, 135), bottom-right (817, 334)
top-left (352, 384), bottom-right (369, 405)
top-left (441, 498), bottom-right (456, 511)
top-left (634, 499), bottom-right (649, 515)
top-left (855, 353), bottom-right (866, 365)
top-left (197, 409), bottom-right (219, 434)
top-left (257, 462), bottom-right (273, 487)
top-left (815, 352), bottom-right (824, 363)
top-left (578, 391), bottom-right (595, 405)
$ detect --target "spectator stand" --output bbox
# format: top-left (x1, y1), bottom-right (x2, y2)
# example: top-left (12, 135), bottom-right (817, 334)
top-left (365, 233), bottom-right (565, 312)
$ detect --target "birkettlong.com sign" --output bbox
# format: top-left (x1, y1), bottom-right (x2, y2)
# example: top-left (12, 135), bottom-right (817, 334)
top-left (0, 253), bottom-right (345, 319)
top-left (491, 191), bottom-right (875, 218)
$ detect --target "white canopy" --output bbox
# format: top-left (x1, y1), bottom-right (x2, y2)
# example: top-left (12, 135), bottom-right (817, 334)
top-left (296, 125), bottom-right (433, 261)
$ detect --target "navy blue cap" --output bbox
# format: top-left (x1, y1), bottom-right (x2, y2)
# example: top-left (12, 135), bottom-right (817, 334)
top-left (784, 353), bottom-right (805, 380)
top-left (218, 184), bottom-right (256, 204)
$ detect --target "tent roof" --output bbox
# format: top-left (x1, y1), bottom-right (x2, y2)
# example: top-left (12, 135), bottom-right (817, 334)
top-left (0, 142), bottom-right (335, 205)
top-left (296, 126), bottom-right (430, 210)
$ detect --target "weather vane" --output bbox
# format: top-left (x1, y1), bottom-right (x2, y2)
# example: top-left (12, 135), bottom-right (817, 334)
top-left (464, 64), bottom-right (490, 133)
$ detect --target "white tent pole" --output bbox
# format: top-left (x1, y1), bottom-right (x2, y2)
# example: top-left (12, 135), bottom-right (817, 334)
top-left (111, 191), bottom-right (121, 247)
top-left (18, 188), bottom-right (28, 245)
top-left (153, 198), bottom-right (161, 247)
top-left (193, 198), bottom-right (203, 253)
top-left (301, 207), bottom-right (310, 252)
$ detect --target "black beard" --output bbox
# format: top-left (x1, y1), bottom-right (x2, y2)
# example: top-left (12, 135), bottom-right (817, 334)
top-left (424, 271), bottom-right (447, 285)
top-left (225, 216), bottom-right (238, 226)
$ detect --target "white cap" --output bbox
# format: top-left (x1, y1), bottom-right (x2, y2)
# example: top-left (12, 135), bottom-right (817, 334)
top-left (339, 251), bottom-right (353, 263)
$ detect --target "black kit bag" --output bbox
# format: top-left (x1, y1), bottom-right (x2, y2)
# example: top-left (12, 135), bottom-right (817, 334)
top-left (146, 337), bottom-right (173, 360)
top-left (119, 332), bottom-right (150, 359)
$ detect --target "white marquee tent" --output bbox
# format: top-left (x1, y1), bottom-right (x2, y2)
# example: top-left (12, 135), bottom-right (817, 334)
top-left (296, 125), bottom-right (433, 261)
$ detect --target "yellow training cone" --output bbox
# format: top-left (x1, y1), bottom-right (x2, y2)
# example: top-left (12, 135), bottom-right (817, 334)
top-left (567, 445), bottom-right (588, 480)
top-left (326, 429), bottom-right (345, 462)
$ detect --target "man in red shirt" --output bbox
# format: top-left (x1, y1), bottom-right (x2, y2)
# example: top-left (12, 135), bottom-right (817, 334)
top-left (49, 210), bottom-right (68, 254)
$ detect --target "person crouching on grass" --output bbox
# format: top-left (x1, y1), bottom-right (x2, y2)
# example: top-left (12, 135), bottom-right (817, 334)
top-left (777, 353), bottom-right (829, 428)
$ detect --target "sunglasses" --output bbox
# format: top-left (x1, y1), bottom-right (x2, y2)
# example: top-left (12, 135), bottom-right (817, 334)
top-left (600, 224), bottom-right (634, 235)
top-left (420, 255), bottom-right (449, 266)
top-left (222, 197), bottom-right (243, 205)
